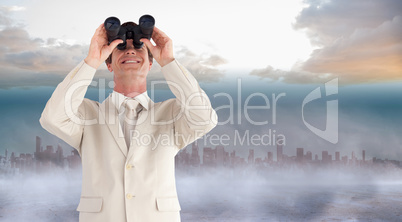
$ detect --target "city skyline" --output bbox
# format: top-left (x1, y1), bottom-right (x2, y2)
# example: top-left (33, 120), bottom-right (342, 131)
top-left (176, 141), bottom-right (402, 169)
top-left (1, 135), bottom-right (401, 175)
top-left (0, 136), bottom-right (80, 175)
top-left (1, 135), bottom-right (401, 222)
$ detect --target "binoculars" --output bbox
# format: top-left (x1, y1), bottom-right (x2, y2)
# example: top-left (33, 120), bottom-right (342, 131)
top-left (104, 15), bottom-right (155, 50)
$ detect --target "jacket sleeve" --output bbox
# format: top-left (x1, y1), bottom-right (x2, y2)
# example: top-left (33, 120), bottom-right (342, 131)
top-left (161, 59), bottom-right (218, 149)
top-left (39, 61), bottom-right (96, 151)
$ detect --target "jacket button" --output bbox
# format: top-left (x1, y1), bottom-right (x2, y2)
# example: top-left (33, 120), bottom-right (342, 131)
top-left (126, 193), bottom-right (133, 199)
top-left (126, 164), bottom-right (132, 170)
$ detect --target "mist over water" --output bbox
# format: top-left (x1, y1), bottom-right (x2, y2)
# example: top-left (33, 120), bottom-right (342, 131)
top-left (1, 166), bottom-right (401, 222)
top-left (177, 166), bottom-right (402, 222)
top-left (0, 170), bottom-right (81, 222)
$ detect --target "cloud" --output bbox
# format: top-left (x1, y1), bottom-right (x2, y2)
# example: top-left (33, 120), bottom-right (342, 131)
top-left (250, 0), bottom-right (402, 84)
top-left (0, 10), bottom-right (88, 73)
top-left (249, 65), bottom-right (334, 84)
top-left (0, 27), bottom-right (88, 88)
top-left (300, 15), bottom-right (402, 84)
top-left (0, 6), bottom-right (25, 27)
top-left (0, 8), bottom-right (89, 88)
top-left (176, 47), bottom-right (227, 82)
top-left (294, 0), bottom-right (402, 46)
top-left (172, 46), bottom-right (227, 83)
top-left (201, 54), bottom-right (228, 67)
top-left (3, 42), bottom-right (88, 73)
top-left (145, 46), bottom-right (227, 84)
top-left (0, 12), bottom-right (226, 89)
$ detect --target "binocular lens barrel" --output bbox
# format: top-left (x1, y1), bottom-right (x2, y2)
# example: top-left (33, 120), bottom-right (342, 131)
top-left (139, 15), bottom-right (155, 35)
top-left (104, 17), bottom-right (121, 43)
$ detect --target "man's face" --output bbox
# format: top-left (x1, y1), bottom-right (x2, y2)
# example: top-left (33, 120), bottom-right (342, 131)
top-left (107, 39), bottom-right (152, 78)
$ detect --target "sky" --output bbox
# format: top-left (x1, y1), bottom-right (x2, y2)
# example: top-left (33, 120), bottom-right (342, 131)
top-left (0, 0), bottom-right (401, 160)
top-left (0, 0), bottom-right (400, 87)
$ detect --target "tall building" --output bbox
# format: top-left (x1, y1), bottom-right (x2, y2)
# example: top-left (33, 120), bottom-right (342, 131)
top-left (248, 149), bottom-right (254, 164)
top-left (45, 145), bottom-right (54, 153)
top-left (267, 152), bottom-right (273, 162)
top-left (67, 149), bottom-right (81, 169)
top-left (305, 151), bottom-right (312, 161)
top-left (175, 148), bottom-right (189, 168)
top-left (36, 136), bottom-right (41, 154)
top-left (203, 147), bottom-right (215, 167)
top-left (342, 155), bottom-right (348, 164)
top-left (56, 144), bottom-right (64, 167)
top-left (335, 152), bottom-right (340, 161)
top-left (362, 150), bottom-right (366, 162)
top-left (216, 146), bottom-right (225, 167)
top-left (230, 150), bottom-right (236, 166)
top-left (296, 148), bottom-right (304, 162)
top-left (9, 152), bottom-right (16, 168)
top-left (277, 144), bottom-right (283, 162)
top-left (322, 151), bottom-right (329, 163)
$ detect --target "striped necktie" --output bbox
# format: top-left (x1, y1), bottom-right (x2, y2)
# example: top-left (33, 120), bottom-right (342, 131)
top-left (123, 99), bottom-right (141, 148)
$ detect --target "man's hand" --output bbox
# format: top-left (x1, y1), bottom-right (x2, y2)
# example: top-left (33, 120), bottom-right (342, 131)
top-left (141, 27), bottom-right (175, 67)
top-left (84, 24), bottom-right (123, 69)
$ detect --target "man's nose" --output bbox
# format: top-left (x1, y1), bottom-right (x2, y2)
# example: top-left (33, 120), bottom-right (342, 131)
top-left (125, 41), bottom-right (136, 54)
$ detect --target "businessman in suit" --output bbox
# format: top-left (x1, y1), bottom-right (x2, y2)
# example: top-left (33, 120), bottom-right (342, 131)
top-left (40, 21), bottom-right (217, 222)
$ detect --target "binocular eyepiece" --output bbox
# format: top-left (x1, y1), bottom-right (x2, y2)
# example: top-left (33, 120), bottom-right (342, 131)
top-left (104, 15), bottom-right (155, 50)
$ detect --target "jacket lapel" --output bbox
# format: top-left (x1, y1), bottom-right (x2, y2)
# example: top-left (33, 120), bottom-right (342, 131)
top-left (100, 96), bottom-right (128, 157)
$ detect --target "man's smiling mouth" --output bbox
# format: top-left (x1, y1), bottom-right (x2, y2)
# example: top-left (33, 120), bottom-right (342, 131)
top-left (122, 60), bottom-right (140, 64)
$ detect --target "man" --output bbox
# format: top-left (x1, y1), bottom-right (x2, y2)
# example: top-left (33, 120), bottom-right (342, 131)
top-left (40, 20), bottom-right (217, 222)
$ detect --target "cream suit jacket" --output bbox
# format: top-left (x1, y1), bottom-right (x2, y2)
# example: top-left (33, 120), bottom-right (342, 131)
top-left (39, 60), bottom-right (217, 222)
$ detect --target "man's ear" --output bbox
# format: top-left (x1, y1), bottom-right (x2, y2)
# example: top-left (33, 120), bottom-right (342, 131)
top-left (107, 63), bottom-right (113, 72)
top-left (148, 61), bottom-right (153, 71)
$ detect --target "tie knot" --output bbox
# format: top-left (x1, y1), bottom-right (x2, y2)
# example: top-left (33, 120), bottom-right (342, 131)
top-left (125, 99), bottom-right (140, 111)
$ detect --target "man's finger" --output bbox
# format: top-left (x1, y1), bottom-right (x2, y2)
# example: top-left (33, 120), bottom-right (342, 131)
top-left (109, 39), bottom-right (124, 50)
top-left (152, 27), bottom-right (167, 38)
top-left (151, 27), bottom-right (167, 43)
top-left (95, 23), bottom-right (103, 32)
top-left (91, 24), bottom-right (104, 40)
top-left (141, 39), bottom-right (155, 51)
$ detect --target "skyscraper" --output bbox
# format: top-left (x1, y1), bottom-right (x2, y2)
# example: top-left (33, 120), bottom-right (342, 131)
top-left (362, 150), bottom-right (366, 162)
top-left (248, 149), bottom-right (254, 164)
top-left (230, 150), bottom-right (236, 166)
top-left (216, 146), bottom-right (225, 167)
top-left (277, 144), bottom-right (283, 162)
top-left (203, 147), bottom-right (215, 167)
top-left (322, 151), bottom-right (329, 163)
top-left (56, 144), bottom-right (63, 167)
top-left (305, 151), bottom-right (312, 161)
top-left (36, 136), bottom-right (41, 154)
top-left (296, 148), bottom-right (304, 162)
top-left (267, 152), bottom-right (273, 162)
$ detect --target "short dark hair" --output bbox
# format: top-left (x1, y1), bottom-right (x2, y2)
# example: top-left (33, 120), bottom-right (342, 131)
top-left (105, 21), bottom-right (153, 65)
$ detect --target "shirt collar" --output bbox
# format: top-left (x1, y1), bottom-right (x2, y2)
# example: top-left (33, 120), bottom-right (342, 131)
top-left (111, 90), bottom-right (150, 113)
